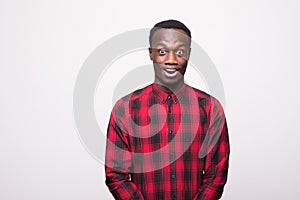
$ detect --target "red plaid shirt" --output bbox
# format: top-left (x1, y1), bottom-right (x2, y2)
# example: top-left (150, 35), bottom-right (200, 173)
top-left (105, 83), bottom-right (230, 200)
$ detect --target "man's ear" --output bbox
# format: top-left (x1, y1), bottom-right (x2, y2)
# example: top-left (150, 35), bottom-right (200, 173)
top-left (148, 47), bottom-right (153, 61)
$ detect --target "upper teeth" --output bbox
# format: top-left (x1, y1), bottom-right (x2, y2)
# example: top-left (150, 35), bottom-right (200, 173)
top-left (165, 69), bottom-right (176, 72)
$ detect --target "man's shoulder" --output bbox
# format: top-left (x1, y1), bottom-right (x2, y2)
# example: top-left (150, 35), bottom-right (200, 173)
top-left (122, 84), bottom-right (153, 102)
top-left (186, 84), bottom-right (223, 108)
top-left (113, 84), bottom-right (153, 107)
top-left (186, 84), bottom-right (211, 100)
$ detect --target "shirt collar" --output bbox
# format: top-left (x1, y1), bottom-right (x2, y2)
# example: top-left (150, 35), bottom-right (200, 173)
top-left (152, 82), bottom-right (186, 104)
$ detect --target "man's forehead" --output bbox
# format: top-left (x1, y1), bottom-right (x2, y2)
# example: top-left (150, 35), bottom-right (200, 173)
top-left (152, 28), bottom-right (190, 44)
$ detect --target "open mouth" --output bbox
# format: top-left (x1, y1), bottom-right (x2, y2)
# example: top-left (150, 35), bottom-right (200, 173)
top-left (163, 68), bottom-right (179, 77)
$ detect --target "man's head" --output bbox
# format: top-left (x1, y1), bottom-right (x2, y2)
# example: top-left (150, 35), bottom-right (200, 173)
top-left (149, 20), bottom-right (191, 46)
top-left (148, 20), bottom-right (192, 93)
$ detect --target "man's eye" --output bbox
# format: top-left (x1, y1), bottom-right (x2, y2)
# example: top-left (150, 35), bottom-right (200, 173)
top-left (158, 49), bottom-right (167, 55)
top-left (175, 49), bottom-right (184, 56)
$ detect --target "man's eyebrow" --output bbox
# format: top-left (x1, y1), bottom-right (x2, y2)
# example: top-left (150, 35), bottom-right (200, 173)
top-left (152, 42), bottom-right (187, 48)
top-left (176, 44), bottom-right (187, 48)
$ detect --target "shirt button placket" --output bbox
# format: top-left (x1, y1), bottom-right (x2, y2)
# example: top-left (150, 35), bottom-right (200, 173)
top-left (167, 95), bottom-right (177, 200)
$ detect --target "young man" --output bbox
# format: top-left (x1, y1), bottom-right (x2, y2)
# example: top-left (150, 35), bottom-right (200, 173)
top-left (105, 20), bottom-right (230, 200)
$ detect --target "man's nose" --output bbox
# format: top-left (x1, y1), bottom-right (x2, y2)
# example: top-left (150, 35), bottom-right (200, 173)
top-left (165, 51), bottom-right (178, 65)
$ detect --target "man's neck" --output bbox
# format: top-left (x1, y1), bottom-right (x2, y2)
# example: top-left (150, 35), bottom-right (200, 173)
top-left (155, 81), bottom-right (184, 95)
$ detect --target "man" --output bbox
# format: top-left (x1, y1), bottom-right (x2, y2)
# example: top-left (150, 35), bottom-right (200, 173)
top-left (105, 19), bottom-right (230, 200)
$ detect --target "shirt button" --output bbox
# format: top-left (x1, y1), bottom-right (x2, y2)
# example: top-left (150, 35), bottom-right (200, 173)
top-left (170, 152), bottom-right (175, 161)
top-left (171, 174), bottom-right (176, 179)
top-left (169, 130), bottom-right (173, 135)
top-left (171, 192), bottom-right (176, 200)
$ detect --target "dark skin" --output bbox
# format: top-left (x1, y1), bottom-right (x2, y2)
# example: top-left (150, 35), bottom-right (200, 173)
top-left (149, 28), bottom-right (191, 94)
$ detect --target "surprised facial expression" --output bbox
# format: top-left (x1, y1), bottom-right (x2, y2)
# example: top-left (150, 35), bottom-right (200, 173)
top-left (149, 28), bottom-right (191, 90)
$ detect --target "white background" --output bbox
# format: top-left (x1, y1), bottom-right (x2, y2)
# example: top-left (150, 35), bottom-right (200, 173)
top-left (1, 0), bottom-right (300, 199)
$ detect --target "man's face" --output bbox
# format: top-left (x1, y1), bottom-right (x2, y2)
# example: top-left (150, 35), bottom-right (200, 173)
top-left (149, 28), bottom-right (191, 89)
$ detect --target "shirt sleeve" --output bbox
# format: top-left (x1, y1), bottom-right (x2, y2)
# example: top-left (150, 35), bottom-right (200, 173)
top-left (193, 98), bottom-right (230, 200)
top-left (105, 101), bottom-right (145, 200)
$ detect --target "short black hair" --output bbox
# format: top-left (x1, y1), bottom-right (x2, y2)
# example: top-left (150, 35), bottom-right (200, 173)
top-left (149, 19), bottom-right (191, 46)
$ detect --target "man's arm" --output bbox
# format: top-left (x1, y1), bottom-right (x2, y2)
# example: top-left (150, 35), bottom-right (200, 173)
top-left (193, 98), bottom-right (230, 200)
top-left (105, 102), bottom-right (144, 200)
